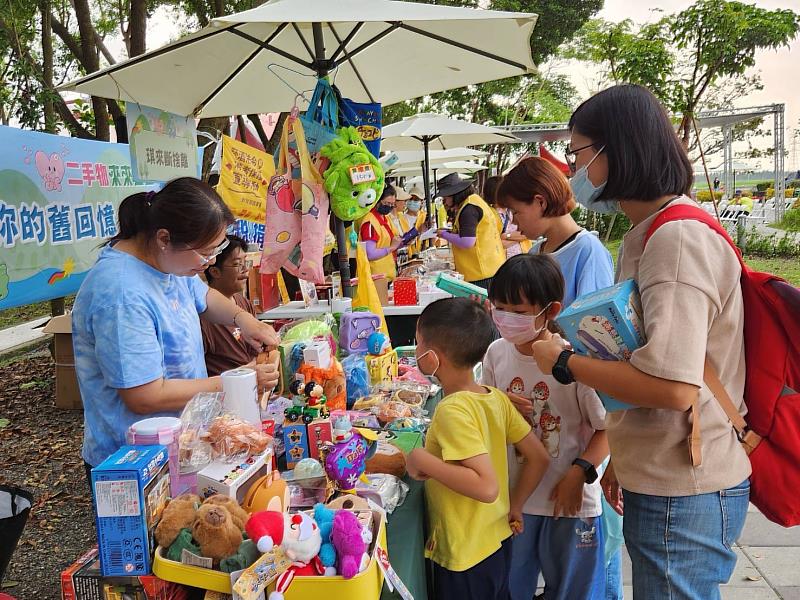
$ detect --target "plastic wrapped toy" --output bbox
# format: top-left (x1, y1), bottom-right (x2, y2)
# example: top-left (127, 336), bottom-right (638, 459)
top-left (323, 415), bottom-right (377, 493)
top-left (200, 415), bottom-right (272, 462)
top-left (342, 353), bottom-right (370, 409)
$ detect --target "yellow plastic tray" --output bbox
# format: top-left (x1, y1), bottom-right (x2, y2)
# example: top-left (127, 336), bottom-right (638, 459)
top-left (153, 510), bottom-right (386, 599)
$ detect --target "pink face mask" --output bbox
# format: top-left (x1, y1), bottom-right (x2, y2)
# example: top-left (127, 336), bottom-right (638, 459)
top-left (491, 304), bottom-right (550, 345)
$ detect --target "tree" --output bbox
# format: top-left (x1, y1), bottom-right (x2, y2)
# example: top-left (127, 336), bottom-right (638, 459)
top-left (569, 1), bottom-right (800, 149)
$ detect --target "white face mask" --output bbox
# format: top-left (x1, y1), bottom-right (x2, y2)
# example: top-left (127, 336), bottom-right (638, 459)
top-left (491, 304), bottom-right (551, 345)
top-left (416, 349), bottom-right (441, 384)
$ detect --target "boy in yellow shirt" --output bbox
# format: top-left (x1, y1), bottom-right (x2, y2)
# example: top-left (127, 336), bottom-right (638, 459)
top-left (406, 298), bottom-right (550, 600)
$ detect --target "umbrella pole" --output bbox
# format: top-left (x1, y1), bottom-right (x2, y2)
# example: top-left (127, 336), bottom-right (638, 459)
top-left (422, 138), bottom-right (433, 228)
top-left (312, 22), bottom-right (353, 298)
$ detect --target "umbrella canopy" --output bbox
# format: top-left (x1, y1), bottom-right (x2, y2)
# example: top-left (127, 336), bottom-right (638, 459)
top-left (381, 113), bottom-right (520, 151)
top-left (390, 147), bottom-right (489, 168)
top-left (390, 161), bottom-right (488, 176)
top-left (58, 0), bottom-right (537, 118)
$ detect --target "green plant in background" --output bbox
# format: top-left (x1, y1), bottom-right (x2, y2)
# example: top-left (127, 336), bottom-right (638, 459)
top-left (740, 227), bottom-right (800, 258)
top-left (771, 209), bottom-right (800, 233)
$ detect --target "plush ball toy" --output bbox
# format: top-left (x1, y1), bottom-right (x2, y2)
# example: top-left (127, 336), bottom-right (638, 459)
top-left (331, 510), bottom-right (369, 579)
top-left (321, 127), bottom-right (384, 221)
top-left (245, 510), bottom-right (326, 600)
top-left (367, 332), bottom-right (390, 356)
top-left (313, 503), bottom-right (338, 570)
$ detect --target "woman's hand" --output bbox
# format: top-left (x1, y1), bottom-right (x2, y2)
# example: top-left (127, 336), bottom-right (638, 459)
top-left (239, 314), bottom-right (280, 352)
top-left (389, 236), bottom-right (403, 251)
top-left (601, 462), bottom-right (624, 515)
top-left (254, 362), bottom-right (279, 394)
top-left (531, 330), bottom-right (565, 375)
top-left (550, 465), bottom-right (585, 519)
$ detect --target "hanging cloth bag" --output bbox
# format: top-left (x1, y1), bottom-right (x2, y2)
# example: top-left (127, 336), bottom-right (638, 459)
top-left (337, 92), bottom-right (383, 159)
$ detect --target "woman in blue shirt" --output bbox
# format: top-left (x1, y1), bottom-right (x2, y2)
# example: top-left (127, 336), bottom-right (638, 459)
top-left (73, 178), bottom-right (279, 474)
top-left (497, 157), bottom-right (623, 600)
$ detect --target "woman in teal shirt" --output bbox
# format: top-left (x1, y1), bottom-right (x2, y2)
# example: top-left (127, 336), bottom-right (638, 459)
top-left (73, 178), bottom-right (279, 474)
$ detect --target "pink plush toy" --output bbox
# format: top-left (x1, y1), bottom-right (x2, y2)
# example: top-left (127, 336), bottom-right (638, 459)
top-left (330, 510), bottom-right (371, 579)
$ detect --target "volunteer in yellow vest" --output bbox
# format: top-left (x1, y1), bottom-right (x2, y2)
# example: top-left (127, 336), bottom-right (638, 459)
top-left (387, 185), bottom-right (414, 243)
top-left (405, 183), bottom-right (429, 257)
top-left (435, 173), bottom-right (506, 290)
top-left (359, 185), bottom-right (421, 281)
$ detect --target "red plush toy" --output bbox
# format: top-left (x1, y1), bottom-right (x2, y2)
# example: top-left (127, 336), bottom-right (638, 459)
top-left (245, 510), bottom-right (327, 600)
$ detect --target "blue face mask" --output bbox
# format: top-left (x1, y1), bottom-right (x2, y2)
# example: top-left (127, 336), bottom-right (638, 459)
top-left (570, 146), bottom-right (619, 214)
top-left (406, 200), bottom-right (422, 212)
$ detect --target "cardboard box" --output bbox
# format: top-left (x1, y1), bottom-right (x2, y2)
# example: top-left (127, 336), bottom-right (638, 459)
top-left (196, 450), bottom-right (272, 504)
top-left (556, 279), bottom-right (645, 412)
top-left (306, 418), bottom-right (332, 460)
top-left (61, 547), bottom-right (189, 600)
top-left (366, 350), bottom-right (398, 386)
top-left (92, 446), bottom-right (171, 577)
top-left (282, 421), bottom-right (310, 469)
top-left (42, 314), bottom-right (82, 409)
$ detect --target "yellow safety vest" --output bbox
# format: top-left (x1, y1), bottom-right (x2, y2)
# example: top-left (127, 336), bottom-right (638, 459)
top-left (451, 194), bottom-right (506, 282)
top-left (406, 210), bottom-right (427, 256)
top-left (360, 211), bottom-right (397, 281)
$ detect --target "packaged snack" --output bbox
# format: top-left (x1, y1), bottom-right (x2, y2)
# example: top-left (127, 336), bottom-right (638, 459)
top-left (201, 415), bottom-right (272, 462)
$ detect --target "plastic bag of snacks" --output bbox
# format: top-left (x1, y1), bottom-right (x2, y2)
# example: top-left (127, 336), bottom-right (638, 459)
top-left (200, 414), bottom-right (272, 463)
top-left (178, 392), bottom-right (224, 474)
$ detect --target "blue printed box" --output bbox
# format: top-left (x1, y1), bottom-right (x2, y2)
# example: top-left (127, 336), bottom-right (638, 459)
top-left (91, 445), bottom-right (171, 577)
top-left (555, 279), bottom-right (645, 412)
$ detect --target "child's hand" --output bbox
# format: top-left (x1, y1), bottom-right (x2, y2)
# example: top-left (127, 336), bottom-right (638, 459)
top-left (507, 392), bottom-right (533, 419)
top-left (601, 461), bottom-right (624, 515)
top-left (405, 448), bottom-right (431, 481)
top-left (550, 465), bottom-right (586, 519)
top-left (468, 294), bottom-right (491, 312)
top-left (509, 506), bottom-right (524, 535)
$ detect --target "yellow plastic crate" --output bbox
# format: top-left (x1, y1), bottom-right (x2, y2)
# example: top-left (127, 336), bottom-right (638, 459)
top-left (153, 510), bottom-right (386, 599)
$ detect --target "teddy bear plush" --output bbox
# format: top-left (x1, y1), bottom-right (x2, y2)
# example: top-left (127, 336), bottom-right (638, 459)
top-left (154, 493), bottom-right (202, 548)
top-left (321, 127), bottom-right (384, 221)
top-left (202, 494), bottom-right (250, 531)
top-left (192, 503), bottom-right (245, 564)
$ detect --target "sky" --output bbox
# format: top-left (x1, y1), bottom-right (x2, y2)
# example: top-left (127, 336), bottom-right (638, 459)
top-left (135, 0), bottom-right (800, 171)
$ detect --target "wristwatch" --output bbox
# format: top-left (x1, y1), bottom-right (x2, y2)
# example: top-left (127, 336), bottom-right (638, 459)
top-left (572, 458), bottom-right (599, 484)
top-left (552, 349), bottom-right (575, 385)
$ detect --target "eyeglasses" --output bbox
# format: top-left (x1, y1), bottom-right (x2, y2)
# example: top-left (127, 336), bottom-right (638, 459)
top-left (220, 260), bottom-right (249, 271)
top-left (191, 237), bottom-right (230, 266)
top-left (565, 142), bottom-right (601, 174)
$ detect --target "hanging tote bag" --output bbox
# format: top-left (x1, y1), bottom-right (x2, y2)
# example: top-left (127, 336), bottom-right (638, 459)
top-left (338, 95), bottom-right (383, 159)
top-left (261, 117), bottom-right (303, 275)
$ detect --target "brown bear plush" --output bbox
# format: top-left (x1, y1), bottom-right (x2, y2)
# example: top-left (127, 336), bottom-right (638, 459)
top-left (192, 503), bottom-right (243, 564)
top-left (154, 493), bottom-right (202, 548)
top-left (202, 495), bottom-right (250, 531)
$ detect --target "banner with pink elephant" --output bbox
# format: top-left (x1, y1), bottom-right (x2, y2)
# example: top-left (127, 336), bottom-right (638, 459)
top-left (0, 125), bottom-right (155, 310)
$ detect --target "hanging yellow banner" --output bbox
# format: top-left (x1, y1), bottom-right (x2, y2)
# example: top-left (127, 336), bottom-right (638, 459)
top-left (216, 135), bottom-right (275, 223)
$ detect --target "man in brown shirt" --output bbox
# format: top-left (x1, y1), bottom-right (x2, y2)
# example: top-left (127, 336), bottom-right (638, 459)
top-left (200, 234), bottom-right (260, 376)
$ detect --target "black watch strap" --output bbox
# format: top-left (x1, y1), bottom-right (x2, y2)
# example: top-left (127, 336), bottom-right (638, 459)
top-left (572, 458), bottom-right (598, 484)
top-left (553, 349), bottom-right (575, 385)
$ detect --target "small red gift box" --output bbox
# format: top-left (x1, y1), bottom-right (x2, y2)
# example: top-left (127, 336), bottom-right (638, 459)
top-left (393, 277), bottom-right (417, 306)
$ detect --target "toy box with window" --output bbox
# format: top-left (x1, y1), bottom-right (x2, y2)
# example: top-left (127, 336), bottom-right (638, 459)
top-left (91, 446), bottom-right (171, 577)
top-left (195, 450), bottom-right (272, 503)
top-left (556, 279), bottom-right (645, 412)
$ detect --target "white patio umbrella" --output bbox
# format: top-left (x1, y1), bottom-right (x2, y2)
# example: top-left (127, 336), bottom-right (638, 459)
top-left (382, 113), bottom-right (519, 223)
top-left (58, 0), bottom-right (537, 117)
top-left (59, 0), bottom-right (536, 296)
top-left (390, 147), bottom-right (489, 169)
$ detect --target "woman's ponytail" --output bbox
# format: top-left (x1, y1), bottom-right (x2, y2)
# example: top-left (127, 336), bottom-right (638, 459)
top-left (107, 191), bottom-right (151, 245)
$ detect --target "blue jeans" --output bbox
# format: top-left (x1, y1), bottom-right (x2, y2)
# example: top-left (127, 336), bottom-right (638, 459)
top-left (623, 479), bottom-right (750, 600)
top-left (605, 549), bottom-right (624, 600)
top-left (510, 515), bottom-right (605, 600)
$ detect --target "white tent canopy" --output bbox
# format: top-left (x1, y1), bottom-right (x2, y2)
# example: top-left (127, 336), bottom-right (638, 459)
top-left (389, 147), bottom-right (488, 168)
top-left (58, 0), bottom-right (537, 118)
top-left (390, 160), bottom-right (487, 176)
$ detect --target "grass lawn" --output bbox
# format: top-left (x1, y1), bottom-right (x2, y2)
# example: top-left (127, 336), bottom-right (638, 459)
top-left (0, 296), bottom-right (74, 330)
top-left (602, 239), bottom-right (799, 286)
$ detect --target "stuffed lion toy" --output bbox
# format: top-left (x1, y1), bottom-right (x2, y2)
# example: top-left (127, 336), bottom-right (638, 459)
top-left (321, 126), bottom-right (384, 221)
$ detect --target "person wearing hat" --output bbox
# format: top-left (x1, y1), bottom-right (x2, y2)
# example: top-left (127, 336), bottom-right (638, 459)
top-left (404, 182), bottom-right (429, 257)
top-left (387, 184), bottom-right (414, 242)
top-left (359, 184), bottom-right (421, 281)
top-left (436, 173), bottom-right (506, 290)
